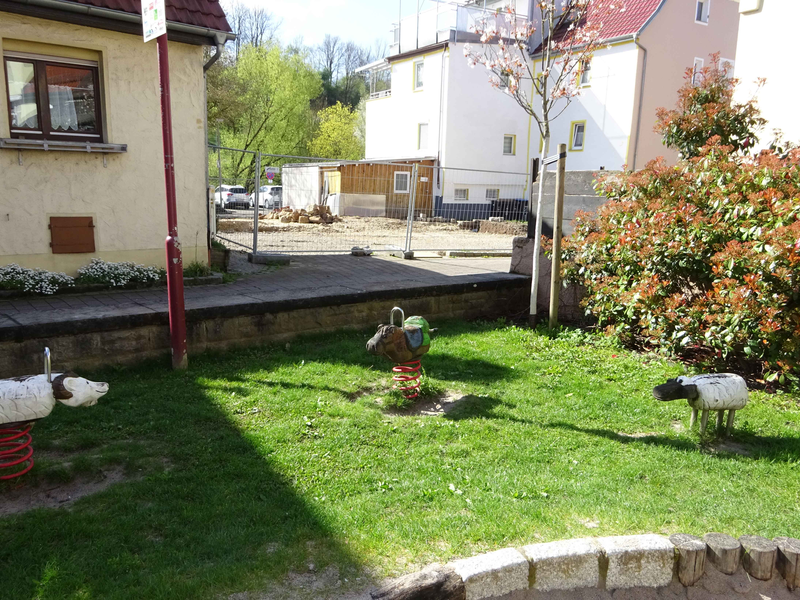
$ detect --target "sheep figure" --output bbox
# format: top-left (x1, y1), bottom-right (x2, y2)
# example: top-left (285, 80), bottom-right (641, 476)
top-left (653, 373), bottom-right (748, 436)
top-left (0, 372), bottom-right (108, 425)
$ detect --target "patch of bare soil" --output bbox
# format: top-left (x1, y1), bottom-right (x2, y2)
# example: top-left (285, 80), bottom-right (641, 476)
top-left (0, 466), bottom-right (130, 517)
top-left (226, 565), bottom-right (380, 600)
top-left (708, 440), bottom-right (752, 457)
top-left (383, 390), bottom-right (471, 417)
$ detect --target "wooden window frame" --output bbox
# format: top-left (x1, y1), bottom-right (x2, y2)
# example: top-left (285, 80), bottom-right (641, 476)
top-left (485, 188), bottom-right (500, 201)
top-left (3, 54), bottom-right (103, 143)
top-left (454, 187), bottom-right (469, 201)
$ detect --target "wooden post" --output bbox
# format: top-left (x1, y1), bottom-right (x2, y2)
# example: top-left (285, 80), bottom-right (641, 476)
top-left (740, 535), bottom-right (777, 581)
top-left (670, 533), bottom-right (707, 587)
top-left (548, 144), bottom-right (567, 330)
top-left (774, 537), bottom-right (800, 590)
top-left (703, 532), bottom-right (742, 575)
top-left (726, 410), bottom-right (736, 436)
top-left (700, 409), bottom-right (710, 435)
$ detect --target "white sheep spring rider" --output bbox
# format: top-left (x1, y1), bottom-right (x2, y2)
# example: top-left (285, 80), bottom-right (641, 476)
top-left (653, 373), bottom-right (749, 436)
top-left (0, 348), bottom-right (108, 480)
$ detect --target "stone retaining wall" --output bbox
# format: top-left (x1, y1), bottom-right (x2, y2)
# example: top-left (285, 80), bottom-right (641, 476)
top-left (0, 279), bottom-right (530, 377)
top-left (372, 533), bottom-right (800, 600)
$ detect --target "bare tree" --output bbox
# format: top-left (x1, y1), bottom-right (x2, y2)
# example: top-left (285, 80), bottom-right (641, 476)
top-left (315, 34), bottom-right (342, 81)
top-left (225, 2), bottom-right (281, 59)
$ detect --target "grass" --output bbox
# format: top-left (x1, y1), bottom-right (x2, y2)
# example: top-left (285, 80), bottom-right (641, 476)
top-left (1, 320), bottom-right (799, 599)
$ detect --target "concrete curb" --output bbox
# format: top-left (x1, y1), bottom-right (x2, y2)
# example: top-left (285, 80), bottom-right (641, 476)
top-left (370, 533), bottom-right (800, 600)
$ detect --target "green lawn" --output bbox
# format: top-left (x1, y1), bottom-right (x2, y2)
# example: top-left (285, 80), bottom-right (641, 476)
top-left (1, 320), bottom-right (799, 599)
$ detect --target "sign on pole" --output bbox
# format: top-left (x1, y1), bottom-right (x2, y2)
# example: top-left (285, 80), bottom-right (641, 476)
top-left (265, 166), bottom-right (279, 181)
top-left (142, 0), bottom-right (167, 43)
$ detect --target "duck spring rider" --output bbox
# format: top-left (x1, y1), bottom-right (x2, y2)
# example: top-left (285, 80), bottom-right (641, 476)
top-left (367, 307), bottom-right (431, 400)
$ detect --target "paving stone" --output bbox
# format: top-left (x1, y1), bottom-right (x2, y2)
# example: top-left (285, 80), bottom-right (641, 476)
top-left (597, 534), bottom-right (675, 590)
top-left (522, 538), bottom-right (601, 591)
top-left (449, 548), bottom-right (529, 600)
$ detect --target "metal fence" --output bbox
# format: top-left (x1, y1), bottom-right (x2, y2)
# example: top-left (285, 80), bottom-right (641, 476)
top-left (209, 147), bottom-right (533, 256)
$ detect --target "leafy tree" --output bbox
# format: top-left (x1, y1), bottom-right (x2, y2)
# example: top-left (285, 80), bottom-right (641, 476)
top-left (309, 102), bottom-right (364, 160)
top-left (655, 53), bottom-right (766, 158)
top-left (207, 44), bottom-right (321, 181)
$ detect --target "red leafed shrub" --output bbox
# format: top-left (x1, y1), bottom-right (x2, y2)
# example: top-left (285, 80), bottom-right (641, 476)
top-left (563, 141), bottom-right (800, 383)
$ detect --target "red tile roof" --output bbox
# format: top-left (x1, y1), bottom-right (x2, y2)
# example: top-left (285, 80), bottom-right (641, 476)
top-left (69, 0), bottom-right (232, 32)
top-left (533, 0), bottom-right (663, 54)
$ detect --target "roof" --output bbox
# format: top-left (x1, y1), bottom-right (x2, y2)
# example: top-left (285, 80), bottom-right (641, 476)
top-left (69, 0), bottom-right (232, 33)
top-left (533, 0), bottom-right (663, 54)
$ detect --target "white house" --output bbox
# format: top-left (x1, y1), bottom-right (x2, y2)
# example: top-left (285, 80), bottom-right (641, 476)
top-left (729, 0), bottom-right (800, 147)
top-left (361, 0), bottom-right (740, 183)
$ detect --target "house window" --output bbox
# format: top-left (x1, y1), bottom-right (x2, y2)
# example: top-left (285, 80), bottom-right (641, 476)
top-left (503, 134), bottom-right (516, 155)
top-left (394, 171), bottom-right (411, 194)
top-left (695, 0), bottom-right (709, 23)
top-left (454, 188), bottom-right (469, 201)
top-left (692, 58), bottom-right (704, 85)
top-left (570, 121), bottom-right (586, 151)
top-left (4, 53), bottom-right (102, 142)
top-left (418, 123), bottom-right (428, 150)
top-left (414, 60), bottom-right (424, 90)
top-left (720, 58), bottom-right (735, 78)
top-left (579, 59), bottom-right (592, 86)
top-left (485, 189), bottom-right (499, 201)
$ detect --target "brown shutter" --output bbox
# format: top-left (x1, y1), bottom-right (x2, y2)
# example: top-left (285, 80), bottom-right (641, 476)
top-left (49, 217), bottom-right (96, 254)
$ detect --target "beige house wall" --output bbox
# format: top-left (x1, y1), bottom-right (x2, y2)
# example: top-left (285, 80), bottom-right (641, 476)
top-left (633, 0), bottom-right (740, 167)
top-left (732, 0), bottom-right (800, 146)
top-left (0, 13), bottom-right (208, 275)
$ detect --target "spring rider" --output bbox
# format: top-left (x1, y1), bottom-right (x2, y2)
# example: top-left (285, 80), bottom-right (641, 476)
top-left (367, 307), bottom-right (431, 400)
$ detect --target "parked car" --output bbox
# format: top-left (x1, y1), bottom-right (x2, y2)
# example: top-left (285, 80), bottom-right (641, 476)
top-left (214, 185), bottom-right (250, 209)
top-left (250, 185), bottom-right (283, 210)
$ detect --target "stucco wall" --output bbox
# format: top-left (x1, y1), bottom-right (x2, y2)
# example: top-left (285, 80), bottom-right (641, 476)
top-left (531, 43), bottom-right (641, 172)
top-left (635, 0), bottom-right (740, 168)
top-left (733, 0), bottom-right (800, 146)
top-left (365, 48), bottom-right (449, 161)
top-left (0, 13), bottom-right (208, 274)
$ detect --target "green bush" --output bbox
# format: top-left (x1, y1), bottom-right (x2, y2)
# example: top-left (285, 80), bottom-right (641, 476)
top-left (76, 259), bottom-right (166, 287)
top-left (563, 142), bottom-right (800, 383)
top-left (184, 261), bottom-right (212, 278)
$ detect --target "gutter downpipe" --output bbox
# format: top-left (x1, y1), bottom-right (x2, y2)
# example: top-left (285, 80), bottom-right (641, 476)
top-left (632, 34), bottom-right (648, 171)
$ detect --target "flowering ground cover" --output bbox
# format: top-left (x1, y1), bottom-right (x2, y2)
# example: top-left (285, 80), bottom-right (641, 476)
top-left (1, 321), bottom-right (798, 599)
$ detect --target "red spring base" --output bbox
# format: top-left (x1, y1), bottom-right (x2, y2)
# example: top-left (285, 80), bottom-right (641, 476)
top-left (392, 360), bottom-right (421, 400)
top-left (0, 422), bottom-right (34, 480)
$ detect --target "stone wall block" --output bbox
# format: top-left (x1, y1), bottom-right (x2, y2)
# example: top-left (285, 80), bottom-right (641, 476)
top-left (449, 548), bottom-right (529, 600)
top-left (597, 534), bottom-right (675, 590)
top-left (522, 537), bottom-right (601, 592)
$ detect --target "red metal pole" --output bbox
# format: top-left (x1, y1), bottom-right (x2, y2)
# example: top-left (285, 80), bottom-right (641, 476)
top-left (157, 34), bottom-right (188, 369)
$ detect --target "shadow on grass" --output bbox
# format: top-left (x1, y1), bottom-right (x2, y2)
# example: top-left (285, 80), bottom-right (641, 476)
top-left (0, 364), bottom-right (365, 600)
top-left (544, 421), bottom-right (800, 461)
top-left (442, 395), bottom-right (535, 425)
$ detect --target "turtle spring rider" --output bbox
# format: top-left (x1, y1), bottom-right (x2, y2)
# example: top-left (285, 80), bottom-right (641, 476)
top-left (366, 307), bottom-right (431, 399)
top-left (653, 373), bottom-right (748, 436)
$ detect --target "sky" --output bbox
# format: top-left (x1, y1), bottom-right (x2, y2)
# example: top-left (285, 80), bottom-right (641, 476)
top-left (232, 0), bottom-right (448, 50)
top-left (235, 0), bottom-right (401, 50)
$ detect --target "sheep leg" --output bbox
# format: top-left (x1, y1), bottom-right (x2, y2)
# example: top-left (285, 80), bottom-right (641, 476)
top-left (726, 410), bottom-right (736, 436)
top-left (690, 408), bottom-right (698, 428)
top-left (700, 410), bottom-right (710, 435)
top-left (716, 411), bottom-right (725, 432)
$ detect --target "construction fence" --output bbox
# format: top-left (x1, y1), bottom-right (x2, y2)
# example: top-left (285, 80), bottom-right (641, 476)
top-left (209, 147), bottom-right (535, 256)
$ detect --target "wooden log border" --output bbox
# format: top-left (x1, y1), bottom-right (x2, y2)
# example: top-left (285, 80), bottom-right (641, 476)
top-left (371, 533), bottom-right (800, 600)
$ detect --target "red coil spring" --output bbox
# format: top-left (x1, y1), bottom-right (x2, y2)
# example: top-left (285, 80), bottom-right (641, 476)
top-left (392, 360), bottom-right (421, 400)
top-left (0, 422), bottom-right (34, 480)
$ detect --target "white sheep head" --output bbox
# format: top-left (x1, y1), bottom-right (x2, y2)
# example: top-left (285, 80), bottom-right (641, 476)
top-left (52, 372), bottom-right (109, 407)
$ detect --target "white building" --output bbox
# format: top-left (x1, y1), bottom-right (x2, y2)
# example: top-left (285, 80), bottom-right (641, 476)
top-left (729, 0), bottom-right (800, 147)
top-left (361, 0), bottom-right (740, 181)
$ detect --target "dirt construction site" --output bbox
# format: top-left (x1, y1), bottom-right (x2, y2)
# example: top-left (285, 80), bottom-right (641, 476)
top-left (216, 213), bottom-right (525, 254)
